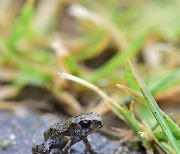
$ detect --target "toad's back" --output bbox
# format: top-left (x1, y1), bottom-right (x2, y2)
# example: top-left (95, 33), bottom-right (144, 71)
top-left (43, 121), bottom-right (71, 149)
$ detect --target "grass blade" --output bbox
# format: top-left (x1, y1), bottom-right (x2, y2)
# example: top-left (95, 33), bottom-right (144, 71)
top-left (8, 0), bottom-right (34, 48)
top-left (59, 72), bottom-right (142, 133)
top-left (124, 62), bottom-right (140, 91)
top-left (87, 32), bottom-right (146, 83)
top-left (128, 60), bottom-right (180, 153)
top-left (149, 69), bottom-right (180, 95)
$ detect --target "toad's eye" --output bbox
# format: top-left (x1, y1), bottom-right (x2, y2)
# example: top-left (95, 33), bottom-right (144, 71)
top-left (80, 120), bottom-right (91, 128)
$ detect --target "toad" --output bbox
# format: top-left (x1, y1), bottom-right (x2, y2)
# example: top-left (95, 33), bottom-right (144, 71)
top-left (32, 112), bottom-right (103, 154)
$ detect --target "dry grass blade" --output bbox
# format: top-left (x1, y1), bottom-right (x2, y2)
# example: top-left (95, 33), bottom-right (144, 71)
top-left (0, 101), bottom-right (24, 110)
top-left (59, 72), bottom-right (142, 133)
top-left (0, 86), bottom-right (19, 100)
top-left (111, 127), bottom-right (138, 143)
top-left (116, 84), bottom-right (145, 104)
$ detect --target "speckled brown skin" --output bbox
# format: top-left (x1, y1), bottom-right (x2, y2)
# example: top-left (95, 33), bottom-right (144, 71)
top-left (32, 112), bottom-right (103, 154)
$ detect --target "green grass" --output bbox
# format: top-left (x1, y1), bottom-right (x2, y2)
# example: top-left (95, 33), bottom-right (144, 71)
top-left (60, 60), bottom-right (180, 153)
top-left (87, 31), bottom-right (147, 83)
top-left (0, 0), bottom-right (180, 153)
top-left (129, 61), bottom-right (180, 153)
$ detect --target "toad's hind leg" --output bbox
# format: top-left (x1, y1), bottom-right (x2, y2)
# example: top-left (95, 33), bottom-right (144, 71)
top-left (49, 148), bottom-right (61, 154)
top-left (32, 143), bottom-right (48, 154)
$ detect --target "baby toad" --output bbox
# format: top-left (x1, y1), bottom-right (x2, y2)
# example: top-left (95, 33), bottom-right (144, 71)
top-left (32, 112), bottom-right (103, 154)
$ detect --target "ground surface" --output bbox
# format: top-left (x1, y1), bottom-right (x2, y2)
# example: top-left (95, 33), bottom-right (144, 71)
top-left (0, 110), bottom-right (142, 154)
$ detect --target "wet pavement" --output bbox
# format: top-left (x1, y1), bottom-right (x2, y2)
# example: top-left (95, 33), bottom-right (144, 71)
top-left (0, 110), bottom-right (142, 154)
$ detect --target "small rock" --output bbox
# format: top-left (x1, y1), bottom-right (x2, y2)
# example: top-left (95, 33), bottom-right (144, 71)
top-left (9, 134), bottom-right (16, 140)
top-left (1, 139), bottom-right (12, 150)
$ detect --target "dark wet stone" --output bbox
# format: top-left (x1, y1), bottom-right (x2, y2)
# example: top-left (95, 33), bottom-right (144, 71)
top-left (0, 110), bottom-right (142, 154)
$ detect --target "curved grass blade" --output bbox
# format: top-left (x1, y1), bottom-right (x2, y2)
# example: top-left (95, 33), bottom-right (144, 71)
top-left (59, 72), bottom-right (142, 133)
top-left (128, 60), bottom-right (180, 153)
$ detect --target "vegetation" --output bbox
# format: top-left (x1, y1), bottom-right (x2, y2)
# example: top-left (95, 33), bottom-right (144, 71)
top-left (0, 0), bottom-right (180, 153)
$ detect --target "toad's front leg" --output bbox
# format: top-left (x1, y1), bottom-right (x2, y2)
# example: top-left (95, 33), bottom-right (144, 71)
top-left (83, 138), bottom-right (97, 154)
top-left (61, 136), bottom-right (72, 154)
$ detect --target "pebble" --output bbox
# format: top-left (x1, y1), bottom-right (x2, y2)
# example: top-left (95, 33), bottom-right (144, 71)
top-left (9, 134), bottom-right (16, 140)
top-left (1, 139), bottom-right (12, 150)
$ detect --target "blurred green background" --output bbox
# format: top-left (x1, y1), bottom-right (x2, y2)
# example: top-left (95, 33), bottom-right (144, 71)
top-left (0, 0), bottom-right (180, 153)
top-left (0, 0), bottom-right (179, 111)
